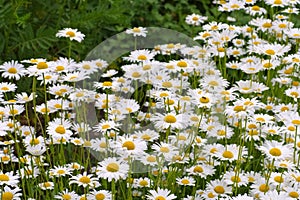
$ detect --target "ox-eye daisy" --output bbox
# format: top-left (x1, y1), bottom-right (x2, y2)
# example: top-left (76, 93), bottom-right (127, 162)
top-left (69, 171), bottom-right (99, 188)
top-left (56, 28), bottom-right (85, 42)
top-left (151, 112), bottom-right (185, 130)
top-left (0, 186), bottom-right (22, 200)
top-left (259, 141), bottom-right (293, 161)
top-left (126, 27), bottom-right (147, 37)
top-left (0, 60), bottom-right (25, 80)
top-left (146, 187), bottom-right (177, 200)
top-left (97, 157), bottom-right (129, 182)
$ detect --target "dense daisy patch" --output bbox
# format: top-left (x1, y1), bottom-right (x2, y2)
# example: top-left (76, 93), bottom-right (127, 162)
top-left (1, 0), bottom-right (300, 199)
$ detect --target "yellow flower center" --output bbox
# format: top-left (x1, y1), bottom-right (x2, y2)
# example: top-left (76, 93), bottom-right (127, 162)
top-left (222, 150), bottom-right (234, 159)
top-left (8, 67), bottom-right (17, 74)
top-left (37, 62), bottom-right (48, 69)
top-left (279, 23), bottom-right (287, 28)
top-left (164, 99), bottom-right (174, 105)
top-left (79, 176), bottom-right (91, 184)
top-left (160, 146), bottom-right (170, 153)
top-left (202, 32), bottom-right (211, 38)
top-left (62, 194), bottom-right (72, 200)
top-left (181, 179), bottom-right (190, 184)
top-left (137, 55), bottom-right (147, 60)
top-left (122, 141), bottom-right (135, 150)
top-left (248, 129), bottom-right (259, 136)
top-left (208, 192), bottom-right (215, 198)
top-left (9, 109), bottom-right (18, 115)
top-left (231, 4), bottom-right (240, 9)
top-left (132, 72), bottom-right (141, 78)
top-left (2, 192), bottom-right (13, 200)
top-left (146, 155), bottom-right (156, 162)
top-left (126, 108), bottom-right (133, 113)
top-left (76, 92), bottom-right (84, 97)
top-left (190, 116), bottom-right (199, 122)
top-left (132, 28), bottom-right (141, 33)
top-left (210, 147), bottom-right (217, 154)
top-left (56, 65), bottom-right (65, 71)
top-left (164, 114), bottom-right (177, 123)
top-left (155, 196), bottom-right (166, 200)
top-left (217, 130), bottom-right (226, 136)
top-left (289, 191), bottom-right (299, 198)
top-left (54, 104), bottom-right (62, 109)
top-left (57, 169), bottom-right (66, 175)
top-left (82, 64), bottom-right (91, 70)
top-left (141, 134), bottom-right (151, 141)
top-left (231, 176), bottom-right (241, 183)
top-left (269, 147), bottom-right (282, 156)
top-left (95, 193), bottom-right (105, 200)
top-left (192, 16), bottom-right (199, 21)
top-left (44, 75), bottom-right (52, 80)
top-left (55, 125), bottom-right (66, 134)
top-left (101, 81), bottom-right (112, 87)
top-left (262, 23), bottom-right (272, 28)
top-left (162, 81), bottom-right (172, 88)
top-left (139, 180), bottom-right (148, 187)
top-left (30, 138), bottom-right (40, 145)
top-left (66, 31), bottom-right (75, 37)
top-left (292, 119), bottom-right (300, 125)
top-left (200, 96), bottom-right (210, 103)
top-left (1, 87), bottom-right (9, 91)
top-left (265, 105), bottom-right (273, 110)
top-left (274, 176), bottom-right (284, 183)
top-left (209, 80), bottom-right (219, 87)
top-left (252, 5), bottom-right (260, 11)
top-left (0, 174), bottom-right (9, 181)
top-left (233, 105), bottom-right (245, 112)
top-left (101, 124), bottom-right (110, 130)
top-left (265, 49), bottom-right (275, 55)
top-left (167, 43), bottom-right (175, 48)
top-left (106, 162), bottom-right (119, 172)
top-left (217, 47), bottom-right (225, 52)
top-left (166, 64), bottom-right (174, 69)
top-left (259, 184), bottom-right (269, 192)
top-left (7, 122), bottom-right (14, 128)
top-left (193, 166), bottom-right (203, 173)
top-left (43, 182), bottom-right (52, 187)
top-left (274, 0), bottom-right (282, 4)
top-left (177, 61), bottom-right (188, 68)
top-left (159, 92), bottom-right (169, 97)
top-left (263, 62), bottom-right (273, 68)
top-left (214, 185), bottom-right (225, 194)
top-left (256, 117), bottom-right (265, 122)
top-left (288, 126), bottom-right (296, 131)
top-left (40, 107), bottom-right (50, 113)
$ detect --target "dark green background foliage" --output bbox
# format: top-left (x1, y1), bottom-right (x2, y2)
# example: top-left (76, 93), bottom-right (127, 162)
top-left (0, 0), bottom-right (216, 62)
top-left (2, 0), bottom-right (300, 63)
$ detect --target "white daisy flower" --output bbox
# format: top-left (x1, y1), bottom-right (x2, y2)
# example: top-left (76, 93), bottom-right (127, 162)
top-left (96, 157), bottom-right (129, 182)
top-left (56, 28), bottom-right (85, 42)
top-left (0, 60), bottom-right (25, 80)
top-left (125, 27), bottom-right (147, 37)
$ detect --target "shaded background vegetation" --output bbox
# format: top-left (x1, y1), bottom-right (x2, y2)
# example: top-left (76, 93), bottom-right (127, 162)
top-left (3, 0), bottom-right (299, 63)
top-left (0, 0), bottom-right (226, 62)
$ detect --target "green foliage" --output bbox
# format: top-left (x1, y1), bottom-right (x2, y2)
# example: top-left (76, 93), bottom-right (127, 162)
top-left (0, 0), bottom-right (223, 62)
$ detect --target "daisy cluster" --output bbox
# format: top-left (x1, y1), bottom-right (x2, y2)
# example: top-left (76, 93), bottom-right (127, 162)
top-left (1, 0), bottom-right (300, 199)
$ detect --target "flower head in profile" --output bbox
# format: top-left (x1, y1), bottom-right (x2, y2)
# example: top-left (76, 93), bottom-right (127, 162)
top-left (56, 28), bottom-right (85, 42)
top-left (126, 27), bottom-right (147, 37)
